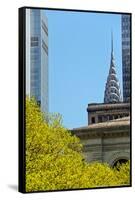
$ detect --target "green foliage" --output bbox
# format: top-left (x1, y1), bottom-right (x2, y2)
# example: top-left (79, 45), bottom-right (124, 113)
top-left (26, 98), bottom-right (130, 192)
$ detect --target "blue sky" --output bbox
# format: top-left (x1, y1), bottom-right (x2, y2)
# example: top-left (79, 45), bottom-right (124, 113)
top-left (45, 10), bottom-right (122, 129)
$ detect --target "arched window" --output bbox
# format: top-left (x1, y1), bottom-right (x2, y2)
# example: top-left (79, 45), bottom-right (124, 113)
top-left (113, 159), bottom-right (128, 169)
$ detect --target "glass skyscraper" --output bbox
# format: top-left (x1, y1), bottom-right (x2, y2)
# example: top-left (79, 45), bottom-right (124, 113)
top-left (121, 14), bottom-right (131, 102)
top-left (26, 9), bottom-right (48, 113)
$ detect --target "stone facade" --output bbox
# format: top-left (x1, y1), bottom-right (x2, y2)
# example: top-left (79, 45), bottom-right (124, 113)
top-left (72, 117), bottom-right (130, 166)
top-left (87, 102), bottom-right (130, 125)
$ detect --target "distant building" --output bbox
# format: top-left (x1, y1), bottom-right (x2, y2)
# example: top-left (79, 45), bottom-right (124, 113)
top-left (88, 36), bottom-right (130, 125)
top-left (72, 34), bottom-right (130, 166)
top-left (26, 9), bottom-right (49, 113)
top-left (122, 15), bottom-right (131, 102)
top-left (104, 35), bottom-right (122, 103)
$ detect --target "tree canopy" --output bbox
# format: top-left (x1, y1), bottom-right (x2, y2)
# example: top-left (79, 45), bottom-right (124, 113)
top-left (26, 98), bottom-right (130, 192)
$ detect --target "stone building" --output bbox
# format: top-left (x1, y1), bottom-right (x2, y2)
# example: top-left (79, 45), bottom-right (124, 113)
top-left (72, 116), bottom-right (130, 167)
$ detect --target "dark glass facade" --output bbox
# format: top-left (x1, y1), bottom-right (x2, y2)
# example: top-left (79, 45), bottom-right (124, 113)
top-left (122, 15), bottom-right (131, 102)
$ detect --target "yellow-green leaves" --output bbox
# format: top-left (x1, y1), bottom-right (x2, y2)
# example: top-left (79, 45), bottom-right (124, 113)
top-left (114, 161), bottom-right (130, 185)
top-left (26, 98), bottom-right (130, 192)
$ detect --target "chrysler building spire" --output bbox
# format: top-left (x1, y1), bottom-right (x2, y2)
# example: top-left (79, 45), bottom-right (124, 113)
top-left (104, 34), bottom-right (122, 103)
top-left (111, 31), bottom-right (113, 54)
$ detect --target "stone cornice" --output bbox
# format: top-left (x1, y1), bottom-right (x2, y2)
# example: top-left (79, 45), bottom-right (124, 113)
top-left (71, 118), bottom-right (130, 139)
top-left (72, 128), bottom-right (130, 139)
top-left (87, 102), bottom-right (130, 112)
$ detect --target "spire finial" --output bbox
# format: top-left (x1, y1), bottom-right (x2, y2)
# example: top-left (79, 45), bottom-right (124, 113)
top-left (111, 31), bottom-right (113, 54)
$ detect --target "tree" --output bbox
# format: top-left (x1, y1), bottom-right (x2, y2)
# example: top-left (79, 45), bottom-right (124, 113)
top-left (114, 161), bottom-right (130, 185)
top-left (26, 98), bottom-right (85, 191)
top-left (26, 98), bottom-right (130, 192)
